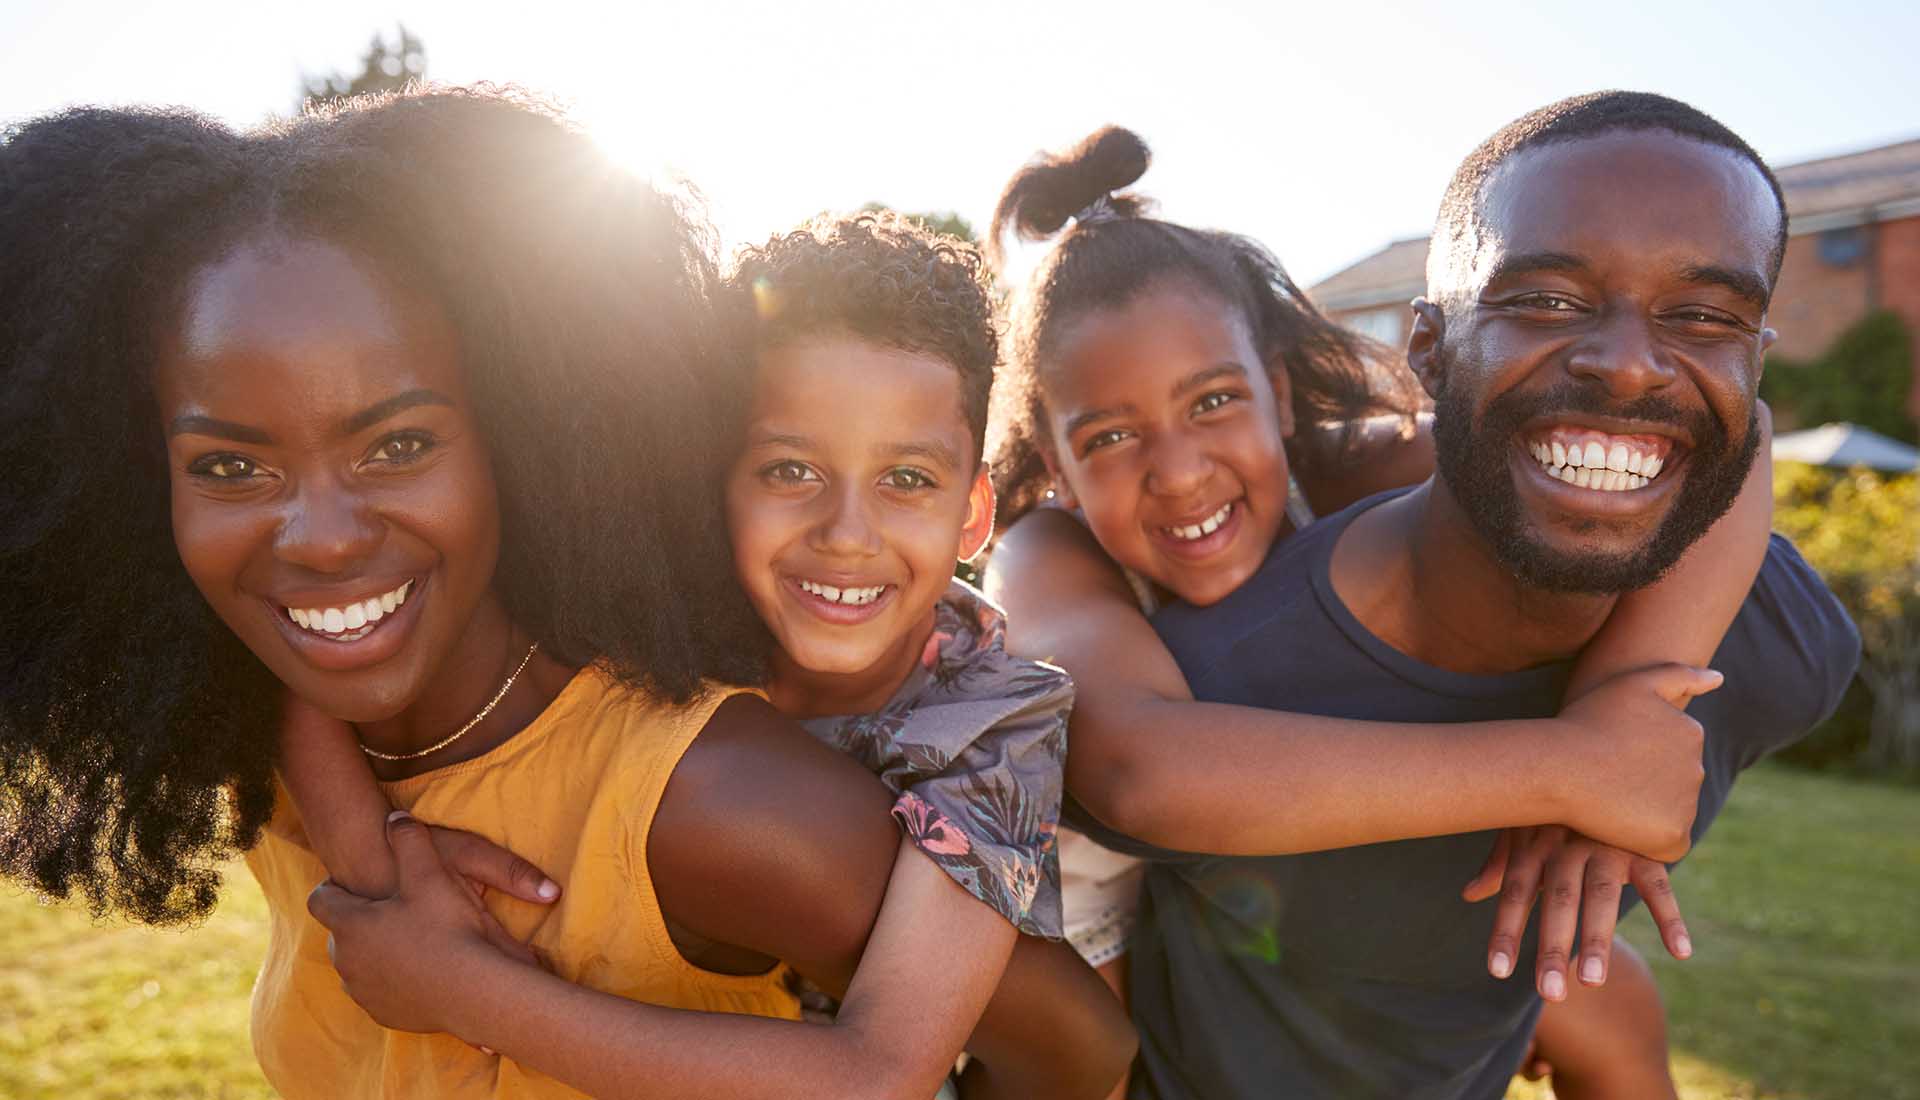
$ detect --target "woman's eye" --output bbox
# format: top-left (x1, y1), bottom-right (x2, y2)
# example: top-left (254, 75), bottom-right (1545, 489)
top-left (1193, 391), bottom-right (1238, 415)
top-left (881, 467), bottom-right (934, 491)
top-left (760, 460), bottom-right (819, 485)
top-left (370, 431), bottom-right (436, 465)
top-left (187, 453), bottom-right (259, 480)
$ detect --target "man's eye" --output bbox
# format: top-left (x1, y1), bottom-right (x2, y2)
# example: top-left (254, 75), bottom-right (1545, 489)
top-left (1514, 293), bottom-right (1583, 311)
top-left (188, 453), bottom-right (259, 480)
top-left (881, 467), bottom-right (934, 491)
top-left (370, 432), bottom-right (436, 464)
top-left (1193, 391), bottom-right (1238, 414)
top-left (760, 460), bottom-right (819, 484)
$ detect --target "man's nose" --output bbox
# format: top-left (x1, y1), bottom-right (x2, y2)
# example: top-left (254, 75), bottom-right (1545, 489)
top-left (1567, 307), bottom-right (1676, 400)
top-left (274, 479), bottom-right (383, 574)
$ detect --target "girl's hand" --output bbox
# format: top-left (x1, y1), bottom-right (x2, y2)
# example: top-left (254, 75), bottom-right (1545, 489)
top-left (1553, 663), bottom-right (1720, 862)
top-left (307, 811), bottom-right (545, 1035)
top-left (1462, 826), bottom-right (1691, 1001)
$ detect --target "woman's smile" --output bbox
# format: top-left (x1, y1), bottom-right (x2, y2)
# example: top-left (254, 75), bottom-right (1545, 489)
top-left (264, 574), bottom-right (428, 672)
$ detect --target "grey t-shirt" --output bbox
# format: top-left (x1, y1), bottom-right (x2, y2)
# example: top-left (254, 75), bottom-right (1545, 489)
top-left (1067, 489), bottom-right (1860, 1100)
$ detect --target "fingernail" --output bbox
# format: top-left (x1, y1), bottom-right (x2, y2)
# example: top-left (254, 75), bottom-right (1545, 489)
top-left (1580, 956), bottom-right (1604, 984)
top-left (1542, 971), bottom-right (1566, 1000)
top-left (1676, 933), bottom-right (1693, 958)
top-left (478, 1045), bottom-right (495, 1056)
top-left (537, 879), bottom-right (559, 900)
top-left (1490, 952), bottom-right (1512, 978)
top-left (387, 809), bottom-right (412, 823)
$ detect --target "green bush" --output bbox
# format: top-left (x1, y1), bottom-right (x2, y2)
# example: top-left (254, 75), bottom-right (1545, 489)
top-left (1761, 310), bottom-right (1917, 444)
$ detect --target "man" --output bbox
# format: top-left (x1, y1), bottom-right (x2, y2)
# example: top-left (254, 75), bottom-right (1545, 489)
top-left (1078, 91), bottom-right (1862, 1099)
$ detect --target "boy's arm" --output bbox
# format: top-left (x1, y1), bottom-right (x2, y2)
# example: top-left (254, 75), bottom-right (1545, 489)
top-left (1568, 404), bottom-right (1773, 697)
top-left (311, 695), bottom-right (1132, 1100)
top-left (986, 510), bottom-right (1713, 862)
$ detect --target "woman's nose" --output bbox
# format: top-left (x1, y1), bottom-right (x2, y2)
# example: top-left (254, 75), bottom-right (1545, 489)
top-left (274, 479), bottom-right (383, 574)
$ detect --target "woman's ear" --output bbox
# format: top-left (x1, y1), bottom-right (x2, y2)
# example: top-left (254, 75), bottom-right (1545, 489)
top-left (1406, 298), bottom-right (1448, 402)
top-left (958, 465), bottom-right (997, 563)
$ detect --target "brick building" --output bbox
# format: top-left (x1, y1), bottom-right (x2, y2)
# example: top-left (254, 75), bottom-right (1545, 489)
top-left (1308, 137), bottom-right (1920, 428)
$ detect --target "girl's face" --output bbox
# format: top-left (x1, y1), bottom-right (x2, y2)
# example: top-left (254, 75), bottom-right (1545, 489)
top-left (726, 336), bottom-right (993, 684)
top-left (154, 236), bottom-right (504, 723)
top-left (1043, 284), bottom-right (1295, 607)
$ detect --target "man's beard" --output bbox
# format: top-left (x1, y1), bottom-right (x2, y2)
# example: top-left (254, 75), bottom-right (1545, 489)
top-left (1430, 350), bottom-right (1759, 595)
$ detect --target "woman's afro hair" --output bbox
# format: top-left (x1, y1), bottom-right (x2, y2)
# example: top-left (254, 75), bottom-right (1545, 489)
top-left (0, 87), bottom-right (768, 924)
top-left (985, 126), bottom-right (1423, 528)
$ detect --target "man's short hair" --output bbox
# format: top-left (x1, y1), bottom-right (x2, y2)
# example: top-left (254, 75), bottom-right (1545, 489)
top-left (1428, 91), bottom-right (1789, 299)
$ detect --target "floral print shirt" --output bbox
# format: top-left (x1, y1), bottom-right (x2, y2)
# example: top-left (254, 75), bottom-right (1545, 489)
top-left (798, 579), bottom-right (1071, 938)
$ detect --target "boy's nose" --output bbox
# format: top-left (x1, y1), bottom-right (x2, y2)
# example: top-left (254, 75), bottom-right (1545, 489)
top-left (807, 484), bottom-right (882, 557)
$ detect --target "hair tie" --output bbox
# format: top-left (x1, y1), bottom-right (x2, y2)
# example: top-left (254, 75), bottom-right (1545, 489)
top-left (1072, 193), bottom-right (1121, 226)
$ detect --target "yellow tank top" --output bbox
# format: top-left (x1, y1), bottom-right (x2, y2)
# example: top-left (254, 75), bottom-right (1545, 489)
top-left (245, 667), bottom-right (800, 1099)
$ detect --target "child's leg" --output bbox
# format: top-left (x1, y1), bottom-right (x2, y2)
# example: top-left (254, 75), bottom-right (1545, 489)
top-left (1526, 936), bottom-right (1677, 1100)
top-left (1092, 956), bottom-right (1130, 1100)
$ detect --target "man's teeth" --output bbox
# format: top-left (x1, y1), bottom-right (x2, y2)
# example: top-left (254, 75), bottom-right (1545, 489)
top-left (1165, 502), bottom-right (1234, 542)
top-left (287, 580), bottom-right (412, 637)
top-left (1528, 438), bottom-right (1664, 492)
top-left (798, 579), bottom-right (887, 606)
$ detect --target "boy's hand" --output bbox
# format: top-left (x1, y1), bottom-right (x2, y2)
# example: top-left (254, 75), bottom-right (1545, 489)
top-left (1555, 663), bottom-right (1718, 862)
top-left (1463, 826), bottom-right (1691, 1001)
top-left (308, 812), bottom-right (547, 1035)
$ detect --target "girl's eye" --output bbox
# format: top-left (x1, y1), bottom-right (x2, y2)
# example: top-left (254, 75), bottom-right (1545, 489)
top-left (881, 467), bottom-right (934, 491)
top-left (369, 431), bottom-right (437, 465)
top-left (187, 453), bottom-right (259, 480)
top-left (1193, 391), bottom-right (1238, 415)
top-left (1083, 428), bottom-right (1132, 454)
top-left (760, 460), bottom-right (820, 485)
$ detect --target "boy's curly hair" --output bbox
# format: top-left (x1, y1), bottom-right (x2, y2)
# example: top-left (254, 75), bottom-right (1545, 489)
top-left (725, 212), bottom-right (998, 459)
top-left (0, 87), bottom-right (767, 925)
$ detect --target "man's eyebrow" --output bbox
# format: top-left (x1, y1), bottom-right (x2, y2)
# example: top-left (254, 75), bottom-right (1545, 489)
top-left (340, 389), bottom-right (456, 436)
top-left (167, 414), bottom-right (273, 444)
top-left (1170, 362), bottom-right (1250, 398)
top-left (1486, 250), bottom-right (1588, 284)
top-left (1679, 264), bottom-right (1770, 310)
top-left (879, 439), bottom-right (963, 470)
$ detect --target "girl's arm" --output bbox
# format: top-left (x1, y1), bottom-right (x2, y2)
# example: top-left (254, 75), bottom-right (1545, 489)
top-left (986, 511), bottom-right (1713, 863)
top-left (308, 695), bottom-right (1134, 1100)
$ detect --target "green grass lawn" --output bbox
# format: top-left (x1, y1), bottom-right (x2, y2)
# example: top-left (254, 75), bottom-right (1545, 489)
top-left (3, 762), bottom-right (1914, 1099)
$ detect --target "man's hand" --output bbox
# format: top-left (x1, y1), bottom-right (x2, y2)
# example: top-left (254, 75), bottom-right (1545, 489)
top-left (1555, 664), bottom-right (1719, 862)
top-left (308, 811), bottom-right (546, 1035)
top-left (1463, 826), bottom-right (1691, 1001)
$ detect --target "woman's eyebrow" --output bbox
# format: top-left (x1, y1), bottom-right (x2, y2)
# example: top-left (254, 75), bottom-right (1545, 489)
top-left (339, 389), bottom-right (456, 435)
top-left (167, 414), bottom-right (272, 443)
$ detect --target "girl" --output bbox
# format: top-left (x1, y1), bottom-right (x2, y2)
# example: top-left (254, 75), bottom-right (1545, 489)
top-left (981, 127), bottom-right (1773, 1099)
top-left (0, 92), bottom-right (1120, 1100)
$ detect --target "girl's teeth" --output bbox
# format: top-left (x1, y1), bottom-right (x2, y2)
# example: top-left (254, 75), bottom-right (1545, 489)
top-left (1167, 502), bottom-right (1233, 541)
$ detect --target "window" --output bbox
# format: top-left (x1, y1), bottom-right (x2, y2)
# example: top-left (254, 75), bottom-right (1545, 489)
top-left (1345, 306), bottom-right (1403, 345)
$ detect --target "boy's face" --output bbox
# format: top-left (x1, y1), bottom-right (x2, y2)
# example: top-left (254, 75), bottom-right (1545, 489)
top-left (726, 336), bottom-right (992, 680)
top-left (1043, 284), bottom-right (1295, 608)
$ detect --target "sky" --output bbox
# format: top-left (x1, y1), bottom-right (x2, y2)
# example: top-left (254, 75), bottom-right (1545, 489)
top-left (4, 0), bottom-right (1917, 286)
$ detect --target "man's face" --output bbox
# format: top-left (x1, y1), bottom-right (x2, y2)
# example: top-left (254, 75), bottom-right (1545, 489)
top-left (1420, 130), bottom-right (1778, 594)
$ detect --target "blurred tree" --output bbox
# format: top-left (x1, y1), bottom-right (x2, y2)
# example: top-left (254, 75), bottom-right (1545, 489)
top-left (1762, 310), bottom-right (1916, 444)
top-left (861, 202), bottom-right (976, 244)
top-left (1774, 461), bottom-right (1920, 774)
top-left (299, 26), bottom-right (427, 112)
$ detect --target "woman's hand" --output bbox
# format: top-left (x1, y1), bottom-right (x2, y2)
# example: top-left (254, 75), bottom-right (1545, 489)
top-left (1462, 826), bottom-right (1691, 1001)
top-left (1552, 663), bottom-right (1719, 862)
top-left (307, 811), bottom-right (546, 1035)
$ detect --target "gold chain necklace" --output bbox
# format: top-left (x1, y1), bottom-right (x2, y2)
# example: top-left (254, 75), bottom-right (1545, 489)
top-left (361, 642), bottom-right (539, 762)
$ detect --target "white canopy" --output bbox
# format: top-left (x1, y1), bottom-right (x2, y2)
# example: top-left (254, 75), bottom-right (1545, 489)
top-left (1772, 422), bottom-right (1920, 472)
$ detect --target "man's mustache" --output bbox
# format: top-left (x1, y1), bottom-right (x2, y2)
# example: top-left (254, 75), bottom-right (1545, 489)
top-left (1478, 383), bottom-right (1724, 447)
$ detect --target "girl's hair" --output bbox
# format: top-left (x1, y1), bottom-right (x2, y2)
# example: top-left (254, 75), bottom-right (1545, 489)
top-left (986, 126), bottom-right (1422, 527)
top-left (0, 87), bottom-right (767, 924)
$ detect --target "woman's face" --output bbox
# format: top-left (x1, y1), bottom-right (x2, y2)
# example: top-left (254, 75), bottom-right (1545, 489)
top-left (1042, 284), bottom-right (1295, 607)
top-left (154, 235), bottom-right (503, 723)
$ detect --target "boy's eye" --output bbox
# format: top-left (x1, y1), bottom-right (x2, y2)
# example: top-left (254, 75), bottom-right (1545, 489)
top-left (187, 453), bottom-right (260, 480)
top-left (760, 460), bottom-right (820, 485)
top-left (1193, 391), bottom-right (1238, 415)
top-left (880, 467), bottom-right (934, 491)
top-left (368, 431), bottom-right (437, 465)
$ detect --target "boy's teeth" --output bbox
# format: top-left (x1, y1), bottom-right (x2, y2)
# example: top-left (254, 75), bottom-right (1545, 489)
top-left (1526, 431), bottom-right (1670, 493)
top-left (798, 579), bottom-right (887, 606)
top-left (1166, 502), bottom-right (1234, 541)
top-left (286, 579), bottom-right (413, 638)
